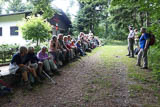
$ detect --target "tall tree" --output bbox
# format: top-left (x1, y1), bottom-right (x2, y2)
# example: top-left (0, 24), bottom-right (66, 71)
top-left (29, 0), bottom-right (56, 19)
top-left (74, 0), bottom-right (108, 35)
top-left (6, 0), bottom-right (30, 13)
top-left (0, 0), bottom-right (9, 14)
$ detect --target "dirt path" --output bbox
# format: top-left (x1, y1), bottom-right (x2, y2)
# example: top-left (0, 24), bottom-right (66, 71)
top-left (1, 46), bottom-right (160, 107)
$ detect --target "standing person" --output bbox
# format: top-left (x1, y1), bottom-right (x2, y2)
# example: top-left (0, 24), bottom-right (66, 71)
top-left (134, 29), bottom-right (140, 55)
top-left (134, 29), bottom-right (140, 49)
top-left (127, 26), bottom-right (135, 58)
top-left (136, 28), bottom-right (150, 69)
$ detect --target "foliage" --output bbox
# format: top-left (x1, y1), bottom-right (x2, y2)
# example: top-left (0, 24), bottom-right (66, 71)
top-left (19, 16), bottom-right (52, 46)
top-left (5, 0), bottom-right (32, 13)
top-left (0, 0), bottom-right (56, 19)
top-left (73, 0), bottom-right (108, 36)
top-left (0, 44), bottom-right (19, 51)
top-left (28, 0), bottom-right (56, 19)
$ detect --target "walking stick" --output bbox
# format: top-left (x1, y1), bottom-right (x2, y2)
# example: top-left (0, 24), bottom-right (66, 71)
top-left (0, 70), bottom-right (2, 77)
top-left (42, 70), bottom-right (57, 85)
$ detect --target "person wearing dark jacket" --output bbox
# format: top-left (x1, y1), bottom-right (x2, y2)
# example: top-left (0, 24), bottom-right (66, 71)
top-left (9, 46), bottom-right (32, 90)
top-left (25, 47), bottom-right (44, 80)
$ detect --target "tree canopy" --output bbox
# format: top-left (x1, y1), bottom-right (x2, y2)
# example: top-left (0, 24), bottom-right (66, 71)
top-left (20, 16), bottom-right (52, 46)
top-left (0, 0), bottom-right (56, 18)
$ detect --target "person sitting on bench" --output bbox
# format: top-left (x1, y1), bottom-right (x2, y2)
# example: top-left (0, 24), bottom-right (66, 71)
top-left (37, 46), bottom-right (59, 76)
top-left (24, 46), bottom-right (44, 80)
top-left (9, 46), bottom-right (40, 90)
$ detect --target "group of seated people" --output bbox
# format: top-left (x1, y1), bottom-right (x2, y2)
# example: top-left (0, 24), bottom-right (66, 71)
top-left (8, 32), bottom-right (100, 90)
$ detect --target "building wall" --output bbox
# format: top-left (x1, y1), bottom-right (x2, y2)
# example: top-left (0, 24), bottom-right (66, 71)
top-left (0, 14), bottom-right (27, 45)
top-left (0, 13), bottom-right (70, 45)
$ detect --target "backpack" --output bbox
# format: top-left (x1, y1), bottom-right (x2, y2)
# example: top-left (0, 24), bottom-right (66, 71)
top-left (148, 33), bottom-right (156, 46)
top-left (0, 80), bottom-right (12, 96)
top-left (134, 48), bottom-right (140, 55)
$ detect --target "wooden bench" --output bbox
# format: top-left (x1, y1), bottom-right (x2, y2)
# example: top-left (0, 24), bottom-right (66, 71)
top-left (0, 66), bottom-right (22, 87)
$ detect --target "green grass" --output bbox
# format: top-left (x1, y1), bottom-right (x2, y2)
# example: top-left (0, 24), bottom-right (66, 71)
top-left (129, 84), bottom-right (144, 93)
top-left (87, 46), bottom-right (103, 56)
top-left (99, 45), bottom-right (160, 104)
top-left (99, 45), bottom-right (157, 83)
top-left (82, 43), bottom-right (160, 105)
top-left (103, 39), bottom-right (127, 46)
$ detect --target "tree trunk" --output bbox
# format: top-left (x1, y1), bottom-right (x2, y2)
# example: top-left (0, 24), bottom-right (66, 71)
top-left (146, 12), bottom-right (149, 27)
top-left (140, 12), bottom-right (144, 27)
top-left (36, 38), bottom-right (39, 46)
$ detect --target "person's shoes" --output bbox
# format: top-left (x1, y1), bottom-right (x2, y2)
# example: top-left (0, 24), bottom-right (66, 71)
top-left (126, 54), bottom-right (130, 56)
top-left (129, 56), bottom-right (134, 58)
top-left (48, 72), bottom-right (54, 76)
top-left (53, 70), bottom-right (61, 76)
top-left (76, 56), bottom-right (81, 59)
top-left (141, 67), bottom-right (148, 69)
top-left (38, 73), bottom-right (46, 80)
top-left (136, 63), bottom-right (141, 67)
top-left (58, 61), bottom-right (63, 66)
top-left (24, 81), bottom-right (33, 90)
top-left (35, 77), bottom-right (43, 84)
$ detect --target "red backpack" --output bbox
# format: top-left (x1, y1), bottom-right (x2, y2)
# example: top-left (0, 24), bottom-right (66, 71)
top-left (148, 33), bottom-right (156, 46)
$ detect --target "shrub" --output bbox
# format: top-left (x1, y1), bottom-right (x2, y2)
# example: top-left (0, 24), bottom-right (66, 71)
top-left (0, 44), bottom-right (19, 52)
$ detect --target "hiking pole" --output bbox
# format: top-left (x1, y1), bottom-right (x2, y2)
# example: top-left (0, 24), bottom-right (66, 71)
top-left (0, 70), bottom-right (2, 77)
top-left (42, 70), bottom-right (57, 85)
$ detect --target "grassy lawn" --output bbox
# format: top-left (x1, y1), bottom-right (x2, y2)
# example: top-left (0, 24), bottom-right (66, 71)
top-left (82, 43), bottom-right (160, 106)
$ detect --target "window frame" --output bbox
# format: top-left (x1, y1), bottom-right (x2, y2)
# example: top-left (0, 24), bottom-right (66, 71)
top-left (0, 27), bottom-right (2, 36)
top-left (10, 26), bottom-right (19, 36)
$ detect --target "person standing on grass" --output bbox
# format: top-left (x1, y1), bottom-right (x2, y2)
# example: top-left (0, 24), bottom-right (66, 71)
top-left (136, 27), bottom-right (150, 69)
top-left (127, 26), bottom-right (135, 58)
top-left (134, 29), bottom-right (140, 49)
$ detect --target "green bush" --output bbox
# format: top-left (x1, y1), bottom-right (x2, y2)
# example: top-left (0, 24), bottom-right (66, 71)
top-left (148, 46), bottom-right (160, 81)
top-left (0, 44), bottom-right (19, 52)
top-left (33, 41), bottom-right (50, 53)
top-left (19, 15), bottom-right (52, 46)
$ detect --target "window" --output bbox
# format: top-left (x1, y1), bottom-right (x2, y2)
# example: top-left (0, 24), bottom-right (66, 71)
top-left (0, 27), bottom-right (2, 36)
top-left (10, 26), bottom-right (18, 36)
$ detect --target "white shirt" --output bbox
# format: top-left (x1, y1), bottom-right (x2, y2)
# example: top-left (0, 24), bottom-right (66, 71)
top-left (128, 30), bottom-right (135, 39)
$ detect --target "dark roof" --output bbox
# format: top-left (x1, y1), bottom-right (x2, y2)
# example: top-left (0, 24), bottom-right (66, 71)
top-left (0, 9), bottom-right (72, 28)
top-left (58, 9), bottom-right (72, 28)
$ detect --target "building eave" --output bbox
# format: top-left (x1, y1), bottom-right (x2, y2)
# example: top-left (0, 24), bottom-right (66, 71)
top-left (0, 11), bottom-right (32, 17)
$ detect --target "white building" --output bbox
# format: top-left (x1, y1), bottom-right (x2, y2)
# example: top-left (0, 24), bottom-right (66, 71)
top-left (0, 12), bottom-right (28, 45)
top-left (0, 11), bottom-right (72, 45)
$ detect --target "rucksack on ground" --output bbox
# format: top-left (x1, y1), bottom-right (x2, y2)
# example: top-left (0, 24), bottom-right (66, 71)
top-left (0, 80), bottom-right (12, 96)
top-left (134, 48), bottom-right (139, 55)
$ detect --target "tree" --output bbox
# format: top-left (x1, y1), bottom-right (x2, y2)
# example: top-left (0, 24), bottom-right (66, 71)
top-left (20, 16), bottom-right (52, 46)
top-left (2, 0), bottom-right (56, 18)
top-left (6, 0), bottom-right (33, 13)
top-left (74, 0), bottom-right (108, 36)
top-left (0, 0), bottom-right (8, 14)
top-left (28, 0), bottom-right (56, 19)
